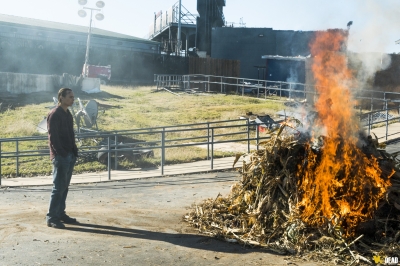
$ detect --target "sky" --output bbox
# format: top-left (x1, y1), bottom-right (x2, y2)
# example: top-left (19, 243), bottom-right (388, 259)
top-left (1, 0), bottom-right (400, 54)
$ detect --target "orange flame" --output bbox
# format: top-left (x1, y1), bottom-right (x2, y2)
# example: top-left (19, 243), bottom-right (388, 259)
top-left (297, 30), bottom-right (391, 236)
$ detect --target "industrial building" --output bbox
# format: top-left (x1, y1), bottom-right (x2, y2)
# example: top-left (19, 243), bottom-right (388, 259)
top-left (149, 1), bottom-right (315, 84)
top-left (0, 13), bottom-right (180, 84)
top-left (211, 27), bottom-right (314, 82)
top-left (0, 0), bottom-right (316, 85)
top-left (4, 1), bottom-right (396, 89)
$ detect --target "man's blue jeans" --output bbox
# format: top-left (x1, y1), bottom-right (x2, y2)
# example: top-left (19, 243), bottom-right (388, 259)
top-left (46, 153), bottom-right (76, 223)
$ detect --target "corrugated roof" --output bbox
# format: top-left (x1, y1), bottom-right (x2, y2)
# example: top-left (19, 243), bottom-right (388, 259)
top-left (0, 13), bottom-right (158, 44)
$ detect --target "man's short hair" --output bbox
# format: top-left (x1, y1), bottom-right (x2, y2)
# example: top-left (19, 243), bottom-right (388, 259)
top-left (57, 88), bottom-right (72, 105)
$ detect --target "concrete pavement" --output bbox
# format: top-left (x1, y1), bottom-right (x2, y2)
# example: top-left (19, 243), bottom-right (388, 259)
top-left (2, 123), bottom-right (400, 188)
top-left (369, 122), bottom-right (400, 143)
top-left (1, 156), bottom-right (238, 187)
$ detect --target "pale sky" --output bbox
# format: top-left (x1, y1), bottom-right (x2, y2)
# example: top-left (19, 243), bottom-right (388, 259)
top-left (1, 0), bottom-right (399, 54)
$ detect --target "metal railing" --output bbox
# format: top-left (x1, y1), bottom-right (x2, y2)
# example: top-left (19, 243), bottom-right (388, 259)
top-left (155, 74), bottom-right (320, 100)
top-left (2, 110), bottom-right (400, 185)
top-left (359, 107), bottom-right (400, 139)
top-left (0, 119), bottom-right (271, 185)
top-left (154, 74), bottom-right (400, 107)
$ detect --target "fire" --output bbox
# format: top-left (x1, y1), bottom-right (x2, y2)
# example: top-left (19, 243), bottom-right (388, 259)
top-left (297, 29), bottom-right (391, 236)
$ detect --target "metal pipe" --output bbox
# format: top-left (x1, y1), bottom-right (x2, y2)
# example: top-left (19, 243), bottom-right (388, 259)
top-left (207, 123), bottom-right (210, 159)
top-left (385, 100), bottom-right (389, 141)
top-left (107, 136), bottom-right (111, 180)
top-left (247, 119), bottom-right (250, 153)
top-left (161, 128), bottom-right (165, 175)
top-left (256, 123), bottom-right (259, 151)
top-left (368, 114), bottom-right (371, 135)
top-left (114, 134), bottom-right (118, 170)
top-left (0, 141), bottom-right (2, 186)
top-left (16, 140), bottom-right (19, 177)
top-left (211, 128), bottom-right (214, 170)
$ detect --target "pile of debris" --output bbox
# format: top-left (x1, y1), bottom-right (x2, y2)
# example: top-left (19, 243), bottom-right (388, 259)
top-left (184, 120), bottom-right (400, 264)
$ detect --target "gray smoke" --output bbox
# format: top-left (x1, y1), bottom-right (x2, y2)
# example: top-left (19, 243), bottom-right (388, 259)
top-left (347, 0), bottom-right (400, 54)
top-left (348, 52), bottom-right (391, 90)
top-left (346, 0), bottom-right (399, 89)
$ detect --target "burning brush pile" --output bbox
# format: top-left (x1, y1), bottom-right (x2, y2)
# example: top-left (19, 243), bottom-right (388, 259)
top-left (184, 30), bottom-right (400, 264)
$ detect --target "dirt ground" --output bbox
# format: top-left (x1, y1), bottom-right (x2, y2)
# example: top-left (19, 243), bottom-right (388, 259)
top-left (0, 171), bottom-right (325, 266)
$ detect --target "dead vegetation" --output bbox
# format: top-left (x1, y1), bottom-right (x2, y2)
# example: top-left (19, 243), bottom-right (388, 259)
top-left (185, 120), bottom-right (400, 265)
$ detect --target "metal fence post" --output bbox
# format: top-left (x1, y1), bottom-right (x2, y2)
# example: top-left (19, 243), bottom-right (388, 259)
top-left (207, 123), bottom-right (210, 160)
top-left (264, 81), bottom-right (267, 99)
top-left (368, 114), bottom-right (371, 135)
top-left (114, 134), bottom-right (118, 171)
top-left (0, 141), bottom-right (2, 186)
top-left (220, 76), bottom-right (223, 93)
top-left (256, 123), bottom-right (259, 151)
top-left (16, 140), bottom-right (19, 177)
top-left (247, 119), bottom-right (250, 153)
top-left (370, 96), bottom-right (373, 111)
top-left (211, 128), bottom-right (214, 170)
top-left (385, 101), bottom-right (389, 141)
top-left (107, 136), bottom-right (111, 180)
top-left (161, 128), bottom-right (165, 175)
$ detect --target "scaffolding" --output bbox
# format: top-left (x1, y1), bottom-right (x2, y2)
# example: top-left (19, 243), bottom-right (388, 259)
top-left (148, 2), bottom-right (197, 56)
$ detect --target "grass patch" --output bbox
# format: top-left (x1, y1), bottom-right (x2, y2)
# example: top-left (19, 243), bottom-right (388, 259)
top-left (0, 85), bottom-right (287, 177)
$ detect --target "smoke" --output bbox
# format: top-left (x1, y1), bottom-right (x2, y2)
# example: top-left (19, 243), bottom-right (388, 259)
top-left (347, 0), bottom-right (400, 54)
top-left (348, 52), bottom-right (391, 89)
top-left (286, 66), bottom-right (298, 83)
top-left (344, 0), bottom-right (399, 89)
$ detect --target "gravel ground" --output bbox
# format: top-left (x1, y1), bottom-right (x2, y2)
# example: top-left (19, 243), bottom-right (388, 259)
top-left (0, 171), bottom-right (323, 266)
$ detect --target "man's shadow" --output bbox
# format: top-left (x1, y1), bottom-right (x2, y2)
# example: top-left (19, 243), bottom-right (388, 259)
top-left (66, 222), bottom-right (280, 255)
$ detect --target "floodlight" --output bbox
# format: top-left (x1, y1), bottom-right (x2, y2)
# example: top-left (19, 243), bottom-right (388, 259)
top-left (78, 0), bottom-right (87, 5)
top-left (95, 13), bottom-right (104, 21)
top-left (96, 1), bottom-right (105, 8)
top-left (78, 9), bottom-right (87, 17)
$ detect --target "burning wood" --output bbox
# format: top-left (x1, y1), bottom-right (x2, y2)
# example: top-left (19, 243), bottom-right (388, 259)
top-left (184, 29), bottom-right (400, 263)
top-left (184, 122), bottom-right (400, 263)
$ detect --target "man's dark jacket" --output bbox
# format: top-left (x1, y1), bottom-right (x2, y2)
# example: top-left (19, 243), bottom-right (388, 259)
top-left (47, 106), bottom-right (78, 160)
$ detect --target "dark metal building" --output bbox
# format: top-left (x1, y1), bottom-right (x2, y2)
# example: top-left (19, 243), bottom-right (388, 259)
top-left (196, 0), bottom-right (226, 56)
top-left (211, 27), bottom-right (315, 83)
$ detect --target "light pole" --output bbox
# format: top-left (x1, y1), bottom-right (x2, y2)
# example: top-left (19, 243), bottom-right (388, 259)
top-left (78, 0), bottom-right (105, 77)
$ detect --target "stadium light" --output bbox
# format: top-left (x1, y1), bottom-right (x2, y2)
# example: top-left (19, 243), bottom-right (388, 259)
top-left (78, 1), bottom-right (105, 77)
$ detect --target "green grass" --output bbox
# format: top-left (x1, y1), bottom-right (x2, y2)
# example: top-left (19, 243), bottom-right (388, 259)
top-left (0, 85), bottom-right (287, 177)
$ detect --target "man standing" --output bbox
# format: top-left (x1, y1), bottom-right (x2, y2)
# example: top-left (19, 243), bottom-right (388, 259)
top-left (46, 88), bottom-right (79, 229)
